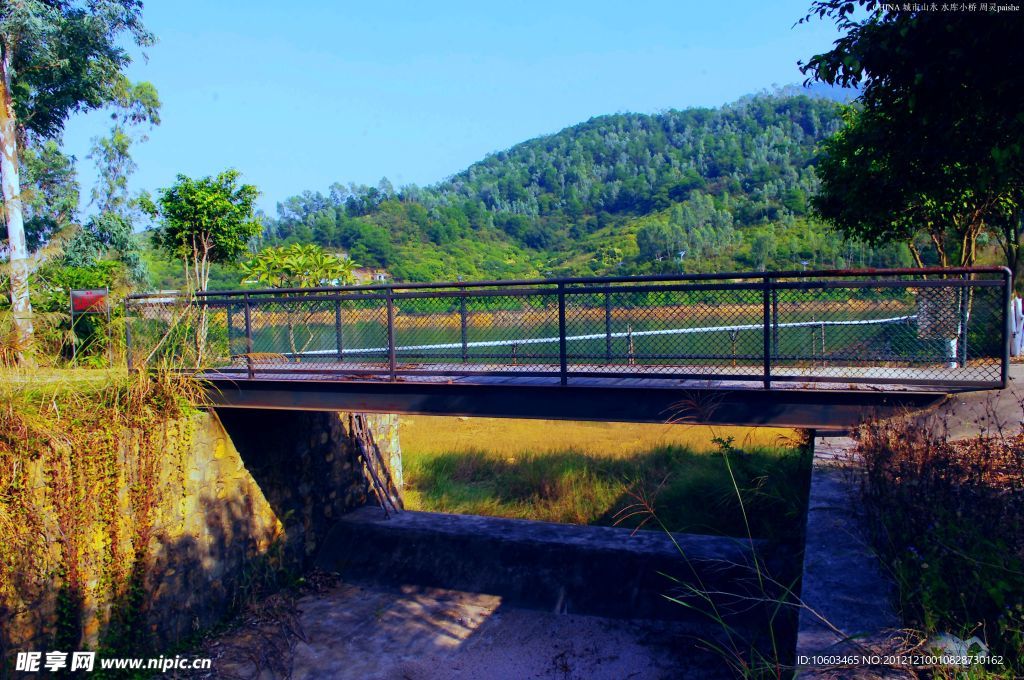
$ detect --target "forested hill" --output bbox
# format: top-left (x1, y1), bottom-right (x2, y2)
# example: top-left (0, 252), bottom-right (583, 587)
top-left (260, 92), bottom-right (909, 283)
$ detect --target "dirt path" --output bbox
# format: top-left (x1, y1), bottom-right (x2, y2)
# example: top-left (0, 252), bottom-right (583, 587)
top-left (923, 363), bottom-right (1024, 439)
top-left (195, 581), bottom-right (732, 679)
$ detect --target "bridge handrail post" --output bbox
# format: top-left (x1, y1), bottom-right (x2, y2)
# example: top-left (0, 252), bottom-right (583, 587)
top-left (386, 286), bottom-right (397, 381)
top-left (124, 298), bottom-right (133, 372)
top-left (460, 293), bottom-right (468, 363)
top-left (771, 285), bottom-right (779, 361)
top-left (1002, 267), bottom-right (1012, 388)
top-left (762, 276), bottom-right (772, 389)
top-left (957, 272), bottom-right (970, 368)
top-left (604, 288), bottom-right (613, 364)
top-left (243, 293), bottom-right (254, 379)
top-left (334, 296), bottom-right (344, 362)
top-left (558, 282), bottom-right (568, 386)
top-left (226, 302), bottom-right (235, 359)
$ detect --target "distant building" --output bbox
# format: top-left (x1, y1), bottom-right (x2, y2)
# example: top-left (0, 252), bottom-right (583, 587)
top-left (144, 290), bottom-right (182, 303)
top-left (352, 267), bottom-right (390, 284)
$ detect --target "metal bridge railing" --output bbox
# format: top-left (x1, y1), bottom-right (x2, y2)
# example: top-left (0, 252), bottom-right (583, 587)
top-left (125, 267), bottom-right (1012, 390)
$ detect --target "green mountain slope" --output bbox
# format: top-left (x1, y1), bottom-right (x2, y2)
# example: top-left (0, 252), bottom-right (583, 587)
top-left (260, 92), bottom-right (909, 284)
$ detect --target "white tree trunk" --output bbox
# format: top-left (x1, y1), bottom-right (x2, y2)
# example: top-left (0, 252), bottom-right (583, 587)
top-left (0, 49), bottom-right (33, 364)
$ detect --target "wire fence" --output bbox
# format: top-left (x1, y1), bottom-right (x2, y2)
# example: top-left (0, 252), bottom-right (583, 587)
top-left (125, 267), bottom-right (1011, 389)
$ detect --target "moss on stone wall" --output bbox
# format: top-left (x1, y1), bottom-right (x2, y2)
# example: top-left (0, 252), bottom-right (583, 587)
top-left (0, 372), bottom-right (370, 667)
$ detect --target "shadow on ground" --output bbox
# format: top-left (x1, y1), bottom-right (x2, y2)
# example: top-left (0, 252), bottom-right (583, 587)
top-left (194, 580), bottom-right (733, 680)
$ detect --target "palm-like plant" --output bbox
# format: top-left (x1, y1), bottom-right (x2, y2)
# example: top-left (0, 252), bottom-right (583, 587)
top-left (241, 243), bottom-right (357, 288)
top-left (241, 244), bottom-right (358, 355)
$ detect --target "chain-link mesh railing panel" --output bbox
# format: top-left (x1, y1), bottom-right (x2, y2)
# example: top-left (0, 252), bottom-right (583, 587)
top-left (466, 291), bottom-right (560, 369)
top-left (391, 294), bottom-right (463, 370)
top-left (202, 303), bottom-right (232, 368)
top-left (769, 277), bottom-right (1005, 384)
top-left (960, 282), bottom-right (1006, 379)
top-left (126, 270), bottom-right (1008, 387)
top-left (390, 290), bottom-right (562, 372)
top-left (251, 299), bottom-right (316, 357)
top-left (330, 297), bottom-right (390, 368)
top-left (235, 294), bottom-right (390, 376)
top-left (125, 297), bottom-right (232, 370)
top-left (126, 298), bottom-right (210, 370)
top-left (126, 299), bottom-right (172, 369)
top-left (770, 283), bottom-right (919, 379)
top-left (563, 284), bottom-right (767, 377)
top-left (224, 303), bottom-right (248, 362)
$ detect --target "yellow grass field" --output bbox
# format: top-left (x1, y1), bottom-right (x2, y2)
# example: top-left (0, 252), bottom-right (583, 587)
top-left (400, 416), bottom-right (799, 457)
top-left (398, 417), bottom-right (810, 539)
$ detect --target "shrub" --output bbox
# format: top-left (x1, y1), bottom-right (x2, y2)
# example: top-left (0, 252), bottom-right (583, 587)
top-left (857, 412), bottom-right (1024, 676)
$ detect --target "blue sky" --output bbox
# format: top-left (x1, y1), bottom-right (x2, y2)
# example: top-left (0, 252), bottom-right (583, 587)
top-left (61, 0), bottom-right (844, 215)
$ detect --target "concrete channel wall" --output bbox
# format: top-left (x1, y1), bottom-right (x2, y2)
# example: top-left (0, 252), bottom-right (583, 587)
top-left (796, 436), bottom-right (902, 678)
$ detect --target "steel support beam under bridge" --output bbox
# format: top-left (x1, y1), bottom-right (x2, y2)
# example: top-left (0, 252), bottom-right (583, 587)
top-left (204, 377), bottom-right (948, 431)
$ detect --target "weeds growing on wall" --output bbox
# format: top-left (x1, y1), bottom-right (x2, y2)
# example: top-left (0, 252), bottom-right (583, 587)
top-left (610, 433), bottom-right (814, 679)
top-left (858, 411), bottom-right (1024, 678)
top-left (0, 368), bottom-right (203, 664)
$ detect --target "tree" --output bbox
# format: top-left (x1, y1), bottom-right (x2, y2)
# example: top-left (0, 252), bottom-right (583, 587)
top-left (800, 2), bottom-right (1024, 273)
top-left (1, 0), bottom-right (152, 363)
top-left (993, 209), bottom-right (1024, 288)
top-left (146, 170), bottom-right (260, 364)
top-left (147, 170), bottom-right (261, 295)
top-left (241, 243), bottom-right (357, 355)
top-left (636, 222), bottom-right (683, 262)
top-left (750, 230), bottom-right (777, 271)
top-left (65, 80), bottom-right (161, 281)
top-left (812, 105), bottom-right (1009, 269)
top-left (14, 140), bottom-right (79, 251)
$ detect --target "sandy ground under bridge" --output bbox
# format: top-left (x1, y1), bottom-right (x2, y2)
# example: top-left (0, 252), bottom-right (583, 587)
top-left (192, 579), bottom-right (732, 680)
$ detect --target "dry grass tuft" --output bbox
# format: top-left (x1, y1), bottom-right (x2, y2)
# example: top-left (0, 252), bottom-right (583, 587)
top-left (857, 409), bottom-right (1024, 677)
top-left (0, 366), bottom-right (204, 658)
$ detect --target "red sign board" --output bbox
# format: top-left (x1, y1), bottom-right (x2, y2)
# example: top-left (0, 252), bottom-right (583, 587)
top-left (71, 289), bottom-right (108, 314)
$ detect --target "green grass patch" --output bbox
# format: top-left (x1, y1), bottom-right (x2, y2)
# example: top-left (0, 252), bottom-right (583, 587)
top-left (403, 439), bottom-right (811, 542)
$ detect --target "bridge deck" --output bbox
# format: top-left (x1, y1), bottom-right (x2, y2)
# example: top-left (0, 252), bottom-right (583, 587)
top-left (202, 361), bottom-right (953, 429)
top-left (203, 360), bottom-right (971, 390)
